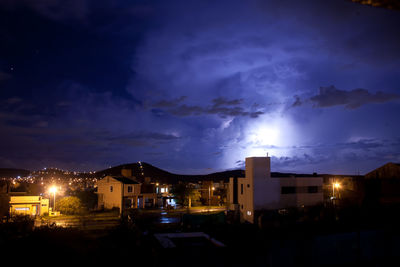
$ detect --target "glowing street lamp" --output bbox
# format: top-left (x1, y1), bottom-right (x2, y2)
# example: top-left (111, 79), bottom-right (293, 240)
top-left (49, 186), bottom-right (57, 211)
top-left (208, 186), bottom-right (215, 207)
top-left (331, 181), bottom-right (341, 203)
top-left (333, 182), bottom-right (340, 197)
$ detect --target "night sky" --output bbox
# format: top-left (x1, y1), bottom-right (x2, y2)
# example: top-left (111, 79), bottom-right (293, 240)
top-left (1, 0), bottom-right (400, 175)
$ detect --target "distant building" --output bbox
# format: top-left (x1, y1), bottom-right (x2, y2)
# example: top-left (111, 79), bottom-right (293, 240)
top-left (9, 196), bottom-right (49, 216)
top-left (365, 162), bottom-right (400, 179)
top-left (364, 162), bottom-right (400, 205)
top-left (155, 183), bottom-right (175, 207)
top-left (321, 175), bottom-right (364, 206)
top-left (229, 157), bottom-right (323, 223)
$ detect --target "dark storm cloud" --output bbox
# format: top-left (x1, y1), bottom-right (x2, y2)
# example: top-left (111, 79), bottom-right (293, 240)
top-left (292, 86), bottom-right (400, 109)
top-left (310, 86), bottom-right (400, 109)
top-left (153, 96), bottom-right (187, 108)
top-left (153, 97), bottom-right (264, 118)
top-left (107, 132), bottom-right (181, 147)
top-left (270, 138), bottom-right (400, 174)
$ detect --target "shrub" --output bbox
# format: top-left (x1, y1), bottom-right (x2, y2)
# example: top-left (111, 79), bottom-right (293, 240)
top-left (56, 196), bottom-right (85, 215)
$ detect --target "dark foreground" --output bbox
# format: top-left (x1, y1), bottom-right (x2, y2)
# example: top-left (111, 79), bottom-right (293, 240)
top-left (2, 207), bottom-right (400, 267)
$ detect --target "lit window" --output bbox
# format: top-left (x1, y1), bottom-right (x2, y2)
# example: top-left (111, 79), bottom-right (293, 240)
top-left (161, 188), bottom-right (165, 193)
top-left (247, 211), bottom-right (252, 216)
top-left (15, 207), bottom-right (30, 211)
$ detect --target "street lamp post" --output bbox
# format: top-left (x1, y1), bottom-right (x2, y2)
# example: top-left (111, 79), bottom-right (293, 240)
top-left (332, 181), bottom-right (340, 220)
top-left (49, 186), bottom-right (57, 211)
top-left (208, 186), bottom-right (215, 207)
top-left (332, 182), bottom-right (340, 200)
top-left (197, 185), bottom-right (215, 211)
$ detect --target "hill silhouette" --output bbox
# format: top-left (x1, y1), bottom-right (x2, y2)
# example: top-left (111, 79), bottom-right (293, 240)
top-left (0, 168), bottom-right (31, 178)
top-left (95, 162), bottom-right (245, 184)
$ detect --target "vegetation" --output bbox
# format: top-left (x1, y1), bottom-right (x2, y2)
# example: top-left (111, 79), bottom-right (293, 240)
top-left (170, 182), bottom-right (201, 207)
top-left (56, 196), bottom-right (85, 215)
top-left (66, 188), bottom-right (97, 211)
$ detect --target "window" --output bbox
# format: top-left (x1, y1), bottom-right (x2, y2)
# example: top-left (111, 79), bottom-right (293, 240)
top-left (247, 211), bottom-right (252, 216)
top-left (110, 186), bottom-right (113, 192)
top-left (247, 184), bottom-right (250, 188)
top-left (307, 186), bottom-right (319, 193)
top-left (241, 184), bottom-right (244, 195)
top-left (128, 186), bottom-right (133, 193)
top-left (281, 186), bottom-right (296, 194)
top-left (161, 188), bottom-right (165, 193)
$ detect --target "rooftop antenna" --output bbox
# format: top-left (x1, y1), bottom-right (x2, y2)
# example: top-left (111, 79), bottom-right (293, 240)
top-left (267, 152), bottom-right (269, 157)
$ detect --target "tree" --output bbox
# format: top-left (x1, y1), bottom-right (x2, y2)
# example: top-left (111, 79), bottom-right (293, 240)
top-left (56, 196), bottom-right (85, 215)
top-left (170, 183), bottom-right (200, 207)
top-left (214, 187), bottom-right (227, 206)
top-left (66, 188), bottom-right (97, 211)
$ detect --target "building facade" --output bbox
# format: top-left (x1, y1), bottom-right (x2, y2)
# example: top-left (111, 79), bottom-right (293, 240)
top-left (96, 176), bottom-right (141, 212)
top-left (9, 196), bottom-right (49, 216)
top-left (96, 175), bottom-right (159, 213)
top-left (364, 162), bottom-right (400, 205)
top-left (229, 157), bottom-right (323, 223)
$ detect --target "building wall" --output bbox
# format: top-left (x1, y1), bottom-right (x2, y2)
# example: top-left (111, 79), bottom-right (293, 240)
top-left (97, 176), bottom-right (142, 211)
top-left (279, 177), bottom-right (323, 208)
top-left (9, 196), bottom-right (49, 216)
top-left (237, 157), bottom-right (323, 223)
top-left (97, 177), bottom-right (123, 210)
top-left (364, 162), bottom-right (400, 205)
top-left (365, 162), bottom-right (400, 179)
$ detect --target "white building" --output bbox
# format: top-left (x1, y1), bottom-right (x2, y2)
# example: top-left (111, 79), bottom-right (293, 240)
top-left (229, 157), bottom-right (323, 223)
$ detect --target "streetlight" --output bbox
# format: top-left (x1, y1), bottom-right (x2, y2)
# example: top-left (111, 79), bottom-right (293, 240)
top-left (331, 181), bottom-right (340, 221)
top-left (208, 186), bottom-right (215, 207)
top-left (332, 182), bottom-right (340, 199)
top-left (49, 186), bottom-right (57, 211)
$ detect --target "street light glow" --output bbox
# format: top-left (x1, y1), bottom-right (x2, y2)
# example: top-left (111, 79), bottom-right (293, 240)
top-left (49, 186), bottom-right (57, 194)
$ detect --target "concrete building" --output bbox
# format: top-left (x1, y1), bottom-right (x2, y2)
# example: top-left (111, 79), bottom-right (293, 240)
top-left (9, 196), bottom-right (49, 216)
top-left (229, 157), bottom-right (323, 223)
